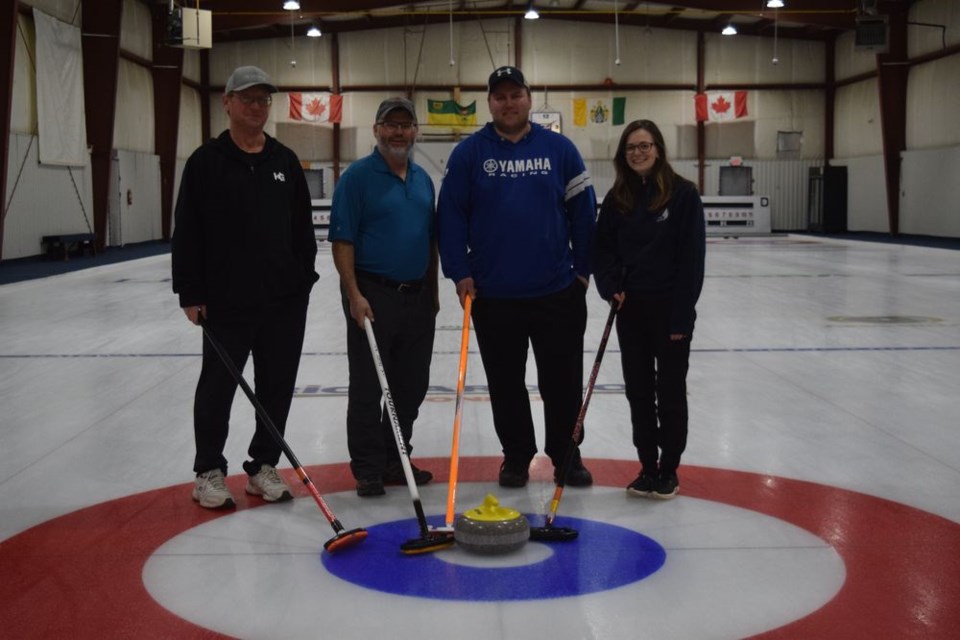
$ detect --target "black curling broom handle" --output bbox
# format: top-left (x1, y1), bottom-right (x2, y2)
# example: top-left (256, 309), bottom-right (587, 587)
top-left (545, 300), bottom-right (618, 526)
top-left (198, 316), bottom-right (346, 532)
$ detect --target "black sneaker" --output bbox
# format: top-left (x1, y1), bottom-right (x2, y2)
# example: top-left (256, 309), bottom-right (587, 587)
top-left (554, 461), bottom-right (593, 487)
top-left (626, 472), bottom-right (657, 498)
top-left (652, 472), bottom-right (679, 500)
top-left (383, 461), bottom-right (433, 486)
top-left (498, 460), bottom-right (529, 488)
top-left (356, 476), bottom-right (385, 497)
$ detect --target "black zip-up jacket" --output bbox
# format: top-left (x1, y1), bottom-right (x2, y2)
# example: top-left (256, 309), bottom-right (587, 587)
top-left (172, 131), bottom-right (318, 311)
top-left (592, 177), bottom-right (705, 335)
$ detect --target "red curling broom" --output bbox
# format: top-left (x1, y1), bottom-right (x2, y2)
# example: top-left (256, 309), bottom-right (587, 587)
top-left (199, 315), bottom-right (367, 553)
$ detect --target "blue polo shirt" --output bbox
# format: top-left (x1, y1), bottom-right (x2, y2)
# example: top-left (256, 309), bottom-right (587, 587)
top-left (329, 148), bottom-right (436, 282)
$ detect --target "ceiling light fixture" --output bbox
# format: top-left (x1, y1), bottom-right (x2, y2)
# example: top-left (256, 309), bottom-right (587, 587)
top-left (766, 0), bottom-right (785, 8)
top-left (524, 3), bottom-right (539, 20)
top-left (722, 24), bottom-right (737, 36)
top-left (449, 0), bottom-right (455, 66)
top-left (614, 0), bottom-right (621, 66)
top-left (288, 7), bottom-right (296, 68)
top-left (282, 1), bottom-right (300, 11)
top-left (307, 25), bottom-right (321, 37)
top-left (771, 2), bottom-right (781, 64)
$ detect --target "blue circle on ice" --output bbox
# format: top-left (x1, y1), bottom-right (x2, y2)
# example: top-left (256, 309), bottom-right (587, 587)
top-left (322, 515), bottom-right (666, 601)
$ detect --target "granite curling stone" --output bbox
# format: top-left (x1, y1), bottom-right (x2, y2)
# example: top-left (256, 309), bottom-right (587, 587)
top-left (454, 494), bottom-right (530, 555)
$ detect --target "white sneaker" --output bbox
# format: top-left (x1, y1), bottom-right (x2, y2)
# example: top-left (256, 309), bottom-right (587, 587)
top-left (245, 464), bottom-right (293, 502)
top-left (192, 469), bottom-right (236, 509)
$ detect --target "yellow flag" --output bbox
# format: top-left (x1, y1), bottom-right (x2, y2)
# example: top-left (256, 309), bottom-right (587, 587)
top-left (573, 98), bottom-right (587, 127)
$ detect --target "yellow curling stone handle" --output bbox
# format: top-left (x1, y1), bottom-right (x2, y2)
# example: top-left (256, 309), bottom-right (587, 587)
top-left (462, 494), bottom-right (522, 522)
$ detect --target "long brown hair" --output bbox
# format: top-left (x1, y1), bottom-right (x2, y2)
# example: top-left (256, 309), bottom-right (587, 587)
top-left (608, 119), bottom-right (682, 214)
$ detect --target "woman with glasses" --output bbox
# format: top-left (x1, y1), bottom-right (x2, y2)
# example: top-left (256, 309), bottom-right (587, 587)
top-left (592, 119), bottom-right (706, 500)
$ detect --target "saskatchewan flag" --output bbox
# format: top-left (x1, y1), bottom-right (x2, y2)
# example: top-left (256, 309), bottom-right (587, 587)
top-left (427, 99), bottom-right (477, 128)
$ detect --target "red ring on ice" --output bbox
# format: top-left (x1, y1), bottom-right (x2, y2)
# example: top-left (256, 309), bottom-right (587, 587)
top-left (0, 458), bottom-right (957, 638)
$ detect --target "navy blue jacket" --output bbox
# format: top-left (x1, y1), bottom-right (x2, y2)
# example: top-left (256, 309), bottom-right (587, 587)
top-left (593, 177), bottom-right (705, 334)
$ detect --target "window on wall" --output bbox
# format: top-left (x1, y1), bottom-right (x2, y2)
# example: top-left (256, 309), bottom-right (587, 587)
top-left (777, 131), bottom-right (803, 158)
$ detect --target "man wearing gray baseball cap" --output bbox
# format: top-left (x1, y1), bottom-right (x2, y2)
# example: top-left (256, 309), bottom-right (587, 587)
top-left (330, 97), bottom-right (439, 497)
top-left (172, 65), bottom-right (318, 510)
top-left (224, 65), bottom-right (279, 94)
top-left (375, 96), bottom-right (417, 123)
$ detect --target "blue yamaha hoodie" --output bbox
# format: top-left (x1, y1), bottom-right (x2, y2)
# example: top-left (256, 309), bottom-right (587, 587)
top-left (437, 122), bottom-right (596, 298)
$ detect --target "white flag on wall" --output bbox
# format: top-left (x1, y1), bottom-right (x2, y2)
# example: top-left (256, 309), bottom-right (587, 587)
top-left (34, 8), bottom-right (88, 166)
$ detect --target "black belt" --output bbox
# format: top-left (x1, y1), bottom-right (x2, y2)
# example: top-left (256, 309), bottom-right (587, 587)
top-left (356, 270), bottom-right (424, 294)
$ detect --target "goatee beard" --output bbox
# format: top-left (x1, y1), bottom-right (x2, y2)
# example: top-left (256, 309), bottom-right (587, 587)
top-left (381, 144), bottom-right (411, 162)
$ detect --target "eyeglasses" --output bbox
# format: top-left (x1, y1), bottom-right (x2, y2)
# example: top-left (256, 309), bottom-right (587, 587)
top-left (625, 142), bottom-right (655, 154)
top-left (233, 94), bottom-right (272, 107)
top-left (377, 121), bottom-right (417, 133)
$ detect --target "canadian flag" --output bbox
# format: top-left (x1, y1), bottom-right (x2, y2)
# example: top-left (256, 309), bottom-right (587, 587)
top-left (289, 92), bottom-right (343, 123)
top-left (695, 91), bottom-right (748, 122)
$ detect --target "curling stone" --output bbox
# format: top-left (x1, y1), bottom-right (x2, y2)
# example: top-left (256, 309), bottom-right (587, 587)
top-left (454, 494), bottom-right (529, 555)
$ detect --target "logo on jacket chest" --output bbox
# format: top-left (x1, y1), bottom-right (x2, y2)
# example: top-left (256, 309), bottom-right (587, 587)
top-left (483, 157), bottom-right (552, 177)
top-left (273, 172), bottom-right (286, 182)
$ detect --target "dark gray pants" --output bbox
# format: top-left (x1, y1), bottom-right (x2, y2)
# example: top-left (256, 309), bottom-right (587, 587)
top-left (342, 277), bottom-right (435, 480)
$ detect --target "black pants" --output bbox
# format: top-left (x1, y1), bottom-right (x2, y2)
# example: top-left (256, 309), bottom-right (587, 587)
top-left (617, 293), bottom-right (691, 476)
top-left (193, 295), bottom-right (309, 475)
top-left (342, 277), bottom-right (435, 480)
top-left (471, 280), bottom-right (587, 467)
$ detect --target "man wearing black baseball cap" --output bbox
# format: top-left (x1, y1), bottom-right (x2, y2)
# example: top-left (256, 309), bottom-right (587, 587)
top-left (330, 97), bottom-right (439, 497)
top-left (487, 65), bottom-right (529, 93)
top-left (438, 66), bottom-right (598, 490)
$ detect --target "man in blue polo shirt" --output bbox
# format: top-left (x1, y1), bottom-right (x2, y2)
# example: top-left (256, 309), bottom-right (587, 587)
top-left (330, 97), bottom-right (439, 497)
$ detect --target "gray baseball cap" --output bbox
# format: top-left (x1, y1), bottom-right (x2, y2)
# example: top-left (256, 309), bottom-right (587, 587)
top-left (375, 97), bottom-right (417, 123)
top-left (225, 66), bottom-right (278, 94)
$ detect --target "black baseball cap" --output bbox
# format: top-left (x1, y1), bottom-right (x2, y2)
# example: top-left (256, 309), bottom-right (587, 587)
top-left (488, 66), bottom-right (529, 94)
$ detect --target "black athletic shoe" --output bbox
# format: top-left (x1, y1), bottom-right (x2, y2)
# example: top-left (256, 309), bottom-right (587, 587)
top-left (356, 476), bottom-right (385, 497)
top-left (626, 472), bottom-right (657, 498)
top-left (554, 461), bottom-right (594, 487)
top-left (383, 462), bottom-right (433, 486)
top-left (652, 472), bottom-right (679, 500)
top-left (498, 460), bottom-right (529, 488)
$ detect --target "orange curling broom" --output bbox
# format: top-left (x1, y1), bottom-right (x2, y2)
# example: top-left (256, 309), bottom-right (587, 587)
top-left (431, 295), bottom-right (473, 534)
top-left (363, 317), bottom-right (455, 554)
top-left (529, 300), bottom-right (618, 542)
top-left (198, 315), bottom-right (367, 553)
